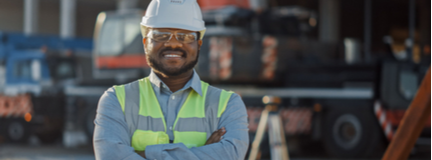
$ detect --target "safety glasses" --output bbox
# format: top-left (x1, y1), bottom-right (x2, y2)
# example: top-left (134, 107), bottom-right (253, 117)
top-left (147, 30), bottom-right (198, 44)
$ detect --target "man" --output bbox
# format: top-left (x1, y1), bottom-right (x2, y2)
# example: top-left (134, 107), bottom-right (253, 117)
top-left (93, 0), bottom-right (249, 159)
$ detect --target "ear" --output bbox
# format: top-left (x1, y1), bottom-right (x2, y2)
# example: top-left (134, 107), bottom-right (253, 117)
top-left (142, 38), bottom-right (148, 53)
top-left (198, 39), bottom-right (202, 47)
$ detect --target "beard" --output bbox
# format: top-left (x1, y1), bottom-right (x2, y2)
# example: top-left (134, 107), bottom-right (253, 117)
top-left (147, 47), bottom-right (199, 77)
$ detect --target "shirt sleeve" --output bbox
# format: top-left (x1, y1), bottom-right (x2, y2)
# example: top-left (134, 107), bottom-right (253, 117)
top-left (93, 87), bottom-right (147, 160)
top-left (145, 93), bottom-right (250, 160)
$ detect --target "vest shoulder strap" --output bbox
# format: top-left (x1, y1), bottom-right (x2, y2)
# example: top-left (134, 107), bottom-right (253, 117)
top-left (113, 85), bottom-right (126, 113)
top-left (138, 78), bottom-right (165, 118)
top-left (218, 89), bottom-right (234, 118)
top-left (176, 81), bottom-right (209, 118)
top-left (115, 81), bottom-right (141, 137)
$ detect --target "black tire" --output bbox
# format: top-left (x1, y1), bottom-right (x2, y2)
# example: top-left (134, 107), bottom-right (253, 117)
top-left (35, 117), bottom-right (63, 144)
top-left (323, 107), bottom-right (385, 158)
top-left (36, 130), bottom-right (62, 144)
top-left (6, 119), bottom-right (31, 143)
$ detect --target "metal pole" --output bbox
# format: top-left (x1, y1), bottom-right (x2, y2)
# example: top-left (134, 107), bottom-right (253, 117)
top-left (60, 0), bottom-right (76, 39)
top-left (248, 108), bottom-right (269, 160)
top-left (364, 0), bottom-right (372, 62)
top-left (117, 0), bottom-right (139, 13)
top-left (407, 0), bottom-right (416, 61)
top-left (63, 96), bottom-right (76, 147)
top-left (382, 67), bottom-right (431, 160)
top-left (24, 0), bottom-right (39, 35)
top-left (319, 0), bottom-right (339, 43)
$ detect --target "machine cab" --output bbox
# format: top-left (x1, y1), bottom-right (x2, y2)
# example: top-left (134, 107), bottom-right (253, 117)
top-left (92, 10), bottom-right (149, 81)
top-left (4, 51), bottom-right (51, 96)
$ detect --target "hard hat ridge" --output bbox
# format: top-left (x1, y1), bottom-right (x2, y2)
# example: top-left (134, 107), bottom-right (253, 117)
top-left (141, 0), bottom-right (206, 40)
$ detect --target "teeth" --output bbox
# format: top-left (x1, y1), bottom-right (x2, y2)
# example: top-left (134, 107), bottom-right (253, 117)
top-left (165, 54), bottom-right (181, 58)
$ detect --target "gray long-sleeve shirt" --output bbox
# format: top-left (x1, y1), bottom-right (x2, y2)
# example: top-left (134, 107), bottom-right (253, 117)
top-left (93, 70), bottom-right (249, 160)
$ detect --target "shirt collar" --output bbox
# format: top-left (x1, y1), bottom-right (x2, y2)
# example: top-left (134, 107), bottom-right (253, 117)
top-left (148, 69), bottom-right (203, 96)
top-left (189, 69), bottom-right (203, 96)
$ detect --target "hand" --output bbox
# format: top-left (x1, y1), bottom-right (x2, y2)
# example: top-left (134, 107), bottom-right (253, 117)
top-left (137, 151), bottom-right (146, 158)
top-left (205, 127), bottom-right (226, 145)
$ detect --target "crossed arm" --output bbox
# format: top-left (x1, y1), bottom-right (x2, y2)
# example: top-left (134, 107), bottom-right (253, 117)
top-left (136, 127), bottom-right (227, 158)
top-left (93, 88), bottom-right (249, 160)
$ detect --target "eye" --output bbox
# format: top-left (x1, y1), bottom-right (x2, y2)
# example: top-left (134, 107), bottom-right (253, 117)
top-left (154, 33), bottom-right (169, 38)
top-left (176, 33), bottom-right (186, 41)
top-left (177, 33), bottom-right (197, 43)
top-left (150, 31), bottom-right (171, 41)
top-left (184, 34), bottom-right (197, 41)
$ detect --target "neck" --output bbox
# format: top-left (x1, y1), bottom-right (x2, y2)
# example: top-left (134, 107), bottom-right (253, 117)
top-left (155, 70), bottom-right (194, 93)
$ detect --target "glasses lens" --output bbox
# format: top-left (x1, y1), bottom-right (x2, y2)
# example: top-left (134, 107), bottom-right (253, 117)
top-left (148, 30), bottom-right (197, 43)
top-left (176, 32), bottom-right (197, 43)
top-left (148, 30), bottom-right (172, 42)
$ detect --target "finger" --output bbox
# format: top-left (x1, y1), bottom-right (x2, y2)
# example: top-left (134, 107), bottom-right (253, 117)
top-left (210, 134), bottom-right (218, 141)
top-left (218, 127), bottom-right (226, 136)
top-left (211, 129), bottom-right (222, 137)
top-left (207, 128), bottom-right (225, 143)
top-left (220, 127), bottom-right (226, 136)
top-left (205, 137), bottom-right (214, 145)
top-left (207, 136), bottom-right (218, 144)
top-left (209, 133), bottom-right (223, 142)
top-left (208, 131), bottom-right (218, 139)
top-left (208, 131), bottom-right (221, 141)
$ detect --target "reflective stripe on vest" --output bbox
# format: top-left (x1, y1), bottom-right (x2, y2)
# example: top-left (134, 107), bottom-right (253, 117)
top-left (114, 77), bottom-right (233, 151)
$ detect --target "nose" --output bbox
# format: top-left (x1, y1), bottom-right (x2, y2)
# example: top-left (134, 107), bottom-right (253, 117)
top-left (164, 35), bottom-right (183, 48)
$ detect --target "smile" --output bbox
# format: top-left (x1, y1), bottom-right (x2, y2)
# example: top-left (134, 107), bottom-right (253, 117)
top-left (161, 50), bottom-right (185, 59)
top-left (164, 54), bottom-right (182, 58)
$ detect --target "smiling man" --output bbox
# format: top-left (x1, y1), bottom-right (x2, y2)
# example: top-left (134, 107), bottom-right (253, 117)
top-left (93, 0), bottom-right (249, 159)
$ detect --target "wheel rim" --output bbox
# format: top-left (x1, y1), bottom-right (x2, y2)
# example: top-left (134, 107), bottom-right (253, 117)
top-left (9, 121), bottom-right (24, 141)
top-left (332, 114), bottom-right (362, 150)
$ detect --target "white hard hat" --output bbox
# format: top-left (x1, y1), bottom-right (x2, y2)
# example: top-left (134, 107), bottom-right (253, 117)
top-left (140, 0), bottom-right (206, 40)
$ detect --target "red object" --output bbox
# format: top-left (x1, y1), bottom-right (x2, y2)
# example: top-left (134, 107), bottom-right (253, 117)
top-left (382, 67), bottom-right (431, 160)
top-left (374, 100), bottom-right (431, 141)
top-left (246, 107), bottom-right (312, 134)
top-left (0, 94), bottom-right (33, 117)
top-left (96, 54), bottom-right (149, 69)
top-left (247, 107), bottom-right (264, 132)
top-left (280, 108), bottom-right (312, 135)
top-left (386, 110), bottom-right (431, 127)
top-left (374, 101), bottom-right (395, 140)
top-left (197, 0), bottom-right (250, 11)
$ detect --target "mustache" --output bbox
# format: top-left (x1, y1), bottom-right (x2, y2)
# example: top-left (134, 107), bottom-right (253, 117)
top-left (159, 47), bottom-right (187, 57)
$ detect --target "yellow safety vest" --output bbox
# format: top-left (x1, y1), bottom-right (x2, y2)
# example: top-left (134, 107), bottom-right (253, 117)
top-left (114, 77), bottom-right (233, 151)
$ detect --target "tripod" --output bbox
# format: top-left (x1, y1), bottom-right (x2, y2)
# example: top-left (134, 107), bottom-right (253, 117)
top-left (248, 96), bottom-right (289, 160)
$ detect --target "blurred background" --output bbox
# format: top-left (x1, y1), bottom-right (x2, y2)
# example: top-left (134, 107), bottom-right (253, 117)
top-left (0, 0), bottom-right (430, 159)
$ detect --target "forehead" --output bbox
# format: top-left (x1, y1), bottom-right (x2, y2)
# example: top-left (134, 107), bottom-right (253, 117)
top-left (150, 28), bottom-right (195, 33)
